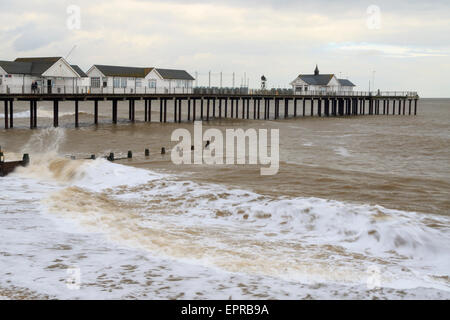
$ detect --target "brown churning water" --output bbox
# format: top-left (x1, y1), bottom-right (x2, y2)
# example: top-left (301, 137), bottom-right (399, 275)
top-left (0, 98), bottom-right (449, 299)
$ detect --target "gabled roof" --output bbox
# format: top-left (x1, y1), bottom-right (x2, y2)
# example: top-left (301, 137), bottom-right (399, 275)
top-left (338, 79), bottom-right (355, 87)
top-left (297, 74), bottom-right (335, 86)
top-left (15, 57), bottom-right (62, 76)
top-left (156, 68), bottom-right (195, 80)
top-left (93, 65), bottom-right (153, 78)
top-left (0, 60), bottom-right (32, 74)
top-left (71, 65), bottom-right (88, 78)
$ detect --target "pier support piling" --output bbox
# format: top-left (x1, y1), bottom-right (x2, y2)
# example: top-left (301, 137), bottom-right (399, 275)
top-left (94, 100), bottom-right (98, 124)
top-left (4, 100), bottom-right (8, 129)
top-left (75, 100), bottom-right (79, 128)
top-left (53, 100), bottom-right (59, 127)
top-left (9, 100), bottom-right (13, 128)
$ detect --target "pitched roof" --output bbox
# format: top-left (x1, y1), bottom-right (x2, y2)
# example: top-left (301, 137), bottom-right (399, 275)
top-left (71, 65), bottom-right (88, 78)
top-left (0, 60), bottom-right (32, 74)
top-left (338, 79), bottom-right (356, 87)
top-left (297, 74), bottom-right (335, 86)
top-left (94, 65), bottom-right (153, 78)
top-left (156, 68), bottom-right (195, 80)
top-left (15, 57), bottom-right (62, 76)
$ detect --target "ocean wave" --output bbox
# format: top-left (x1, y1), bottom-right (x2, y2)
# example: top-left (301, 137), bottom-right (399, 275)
top-left (9, 149), bottom-right (449, 292)
top-left (0, 110), bottom-right (92, 119)
top-left (3, 128), bottom-right (449, 295)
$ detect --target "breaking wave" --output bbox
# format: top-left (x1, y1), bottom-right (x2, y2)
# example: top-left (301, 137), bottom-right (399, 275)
top-left (2, 128), bottom-right (449, 298)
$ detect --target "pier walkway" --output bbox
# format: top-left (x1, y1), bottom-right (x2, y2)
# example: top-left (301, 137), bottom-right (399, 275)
top-left (0, 91), bottom-right (419, 129)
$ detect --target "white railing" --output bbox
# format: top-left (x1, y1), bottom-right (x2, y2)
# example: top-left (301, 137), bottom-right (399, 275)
top-left (290, 90), bottom-right (418, 97)
top-left (0, 85), bottom-right (418, 97)
top-left (0, 85), bottom-right (194, 95)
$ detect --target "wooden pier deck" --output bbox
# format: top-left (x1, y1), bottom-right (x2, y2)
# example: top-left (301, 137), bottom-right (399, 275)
top-left (0, 92), bottom-right (419, 129)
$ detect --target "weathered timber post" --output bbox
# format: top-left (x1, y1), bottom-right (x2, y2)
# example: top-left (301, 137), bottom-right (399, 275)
top-left (174, 98), bottom-right (178, 122)
top-left (164, 99), bottom-right (167, 123)
top-left (129, 99), bottom-right (132, 120)
top-left (94, 100), bottom-right (98, 124)
top-left (9, 100), bottom-right (13, 128)
top-left (231, 99), bottom-right (234, 118)
top-left (201, 98), bottom-right (204, 120)
top-left (144, 99), bottom-right (148, 122)
top-left (160, 98), bottom-right (163, 122)
top-left (54, 100), bottom-right (59, 127)
top-left (224, 98), bottom-right (228, 118)
top-left (246, 98), bottom-right (250, 119)
top-left (318, 99), bottom-right (322, 117)
top-left (75, 100), bottom-right (79, 128)
top-left (257, 99), bottom-right (261, 119)
top-left (4, 100), bottom-right (8, 129)
top-left (148, 99), bottom-right (153, 122)
top-left (294, 99), bottom-right (297, 117)
top-left (284, 98), bottom-right (288, 118)
top-left (29, 100), bottom-right (34, 129)
top-left (188, 99), bottom-right (191, 121)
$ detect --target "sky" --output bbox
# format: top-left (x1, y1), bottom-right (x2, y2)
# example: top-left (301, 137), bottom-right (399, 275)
top-left (0, 0), bottom-right (449, 97)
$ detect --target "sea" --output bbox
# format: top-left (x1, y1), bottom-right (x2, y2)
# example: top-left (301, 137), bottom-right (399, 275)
top-left (0, 98), bottom-right (449, 299)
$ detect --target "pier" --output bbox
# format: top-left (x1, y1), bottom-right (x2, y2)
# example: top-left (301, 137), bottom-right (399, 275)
top-left (0, 91), bottom-right (419, 129)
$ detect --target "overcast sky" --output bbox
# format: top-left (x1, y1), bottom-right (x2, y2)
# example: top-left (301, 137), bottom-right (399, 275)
top-left (1, 0), bottom-right (449, 97)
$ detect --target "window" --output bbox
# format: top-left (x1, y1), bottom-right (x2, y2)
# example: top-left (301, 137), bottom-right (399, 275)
top-left (121, 78), bottom-right (127, 88)
top-left (136, 78), bottom-right (142, 88)
top-left (148, 79), bottom-right (156, 88)
top-left (114, 78), bottom-right (120, 88)
top-left (91, 77), bottom-right (100, 88)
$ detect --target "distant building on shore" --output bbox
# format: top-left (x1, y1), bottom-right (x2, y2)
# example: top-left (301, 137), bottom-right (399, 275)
top-left (0, 57), bottom-right (89, 94)
top-left (86, 65), bottom-right (195, 94)
top-left (290, 65), bottom-right (355, 94)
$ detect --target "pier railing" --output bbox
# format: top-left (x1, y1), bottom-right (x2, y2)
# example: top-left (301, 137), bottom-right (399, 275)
top-left (0, 85), bottom-right (418, 98)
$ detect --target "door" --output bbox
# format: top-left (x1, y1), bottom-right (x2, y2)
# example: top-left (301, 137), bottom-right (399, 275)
top-left (47, 79), bottom-right (52, 94)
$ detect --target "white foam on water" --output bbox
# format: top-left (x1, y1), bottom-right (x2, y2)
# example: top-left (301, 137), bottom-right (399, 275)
top-left (334, 146), bottom-right (351, 157)
top-left (0, 110), bottom-right (84, 119)
top-left (0, 111), bottom-right (31, 119)
top-left (1, 128), bottom-right (449, 299)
